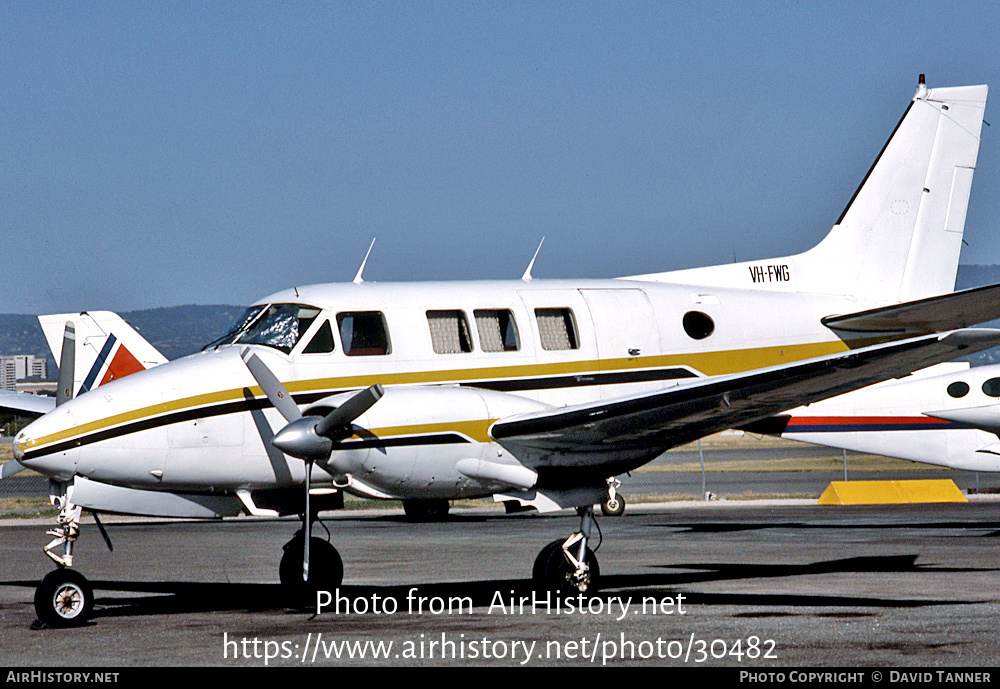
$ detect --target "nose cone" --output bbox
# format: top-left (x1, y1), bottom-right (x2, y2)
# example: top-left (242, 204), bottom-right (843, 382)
top-left (14, 409), bottom-right (80, 481)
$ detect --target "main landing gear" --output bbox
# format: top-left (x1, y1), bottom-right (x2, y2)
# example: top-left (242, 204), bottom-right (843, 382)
top-left (279, 528), bottom-right (344, 604)
top-left (601, 476), bottom-right (625, 516)
top-left (532, 505), bottom-right (601, 594)
top-left (278, 498), bottom-right (344, 606)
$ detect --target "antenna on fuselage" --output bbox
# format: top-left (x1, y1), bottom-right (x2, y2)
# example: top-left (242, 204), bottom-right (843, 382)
top-left (521, 237), bottom-right (546, 282)
top-left (353, 238), bottom-right (377, 285)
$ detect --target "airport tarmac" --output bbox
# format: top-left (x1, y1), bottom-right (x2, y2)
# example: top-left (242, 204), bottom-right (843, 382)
top-left (2, 498), bottom-right (1000, 667)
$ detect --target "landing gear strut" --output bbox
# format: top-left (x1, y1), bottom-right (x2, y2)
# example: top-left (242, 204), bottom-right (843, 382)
top-left (532, 505), bottom-right (600, 593)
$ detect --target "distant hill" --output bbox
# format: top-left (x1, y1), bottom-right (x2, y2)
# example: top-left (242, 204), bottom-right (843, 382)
top-left (0, 305), bottom-right (243, 375)
top-left (2, 264), bottom-right (1000, 372)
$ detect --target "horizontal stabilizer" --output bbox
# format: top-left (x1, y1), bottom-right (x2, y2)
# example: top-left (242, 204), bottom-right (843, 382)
top-left (821, 283), bottom-right (1000, 335)
top-left (923, 405), bottom-right (1000, 433)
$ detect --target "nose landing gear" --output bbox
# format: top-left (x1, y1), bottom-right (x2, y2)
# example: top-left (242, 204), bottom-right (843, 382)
top-left (34, 493), bottom-right (94, 628)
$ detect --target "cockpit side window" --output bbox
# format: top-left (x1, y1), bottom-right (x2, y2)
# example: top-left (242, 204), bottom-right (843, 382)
top-left (338, 311), bottom-right (391, 356)
top-left (302, 320), bottom-right (336, 354)
top-left (212, 304), bottom-right (321, 354)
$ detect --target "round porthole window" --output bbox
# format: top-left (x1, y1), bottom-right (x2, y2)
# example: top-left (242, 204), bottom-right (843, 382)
top-left (983, 378), bottom-right (1000, 398)
top-left (946, 381), bottom-right (969, 398)
top-left (683, 311), bottom-right (715, 340)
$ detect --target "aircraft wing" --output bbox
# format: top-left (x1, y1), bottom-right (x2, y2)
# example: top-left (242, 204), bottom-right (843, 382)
top-left (821, 283), bottom-right (1000, 335)
top-left (0, 390), bottom-right (56, 418)
top-left (490, 328), bottom-right (1000, 471)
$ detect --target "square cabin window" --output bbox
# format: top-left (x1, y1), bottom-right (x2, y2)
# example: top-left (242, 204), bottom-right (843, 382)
top-left (535, 308), bottom-right (579, 350)
top-left (427, 310), bottom-right (473, 353)
top-left (337, 312), bottom-right (391, 356)
top-left (474, 309), bottom-right (520, 352)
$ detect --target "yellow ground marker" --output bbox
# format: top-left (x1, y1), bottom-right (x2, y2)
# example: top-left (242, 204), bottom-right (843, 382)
top-left (817, 480), bottom-right (967, 505)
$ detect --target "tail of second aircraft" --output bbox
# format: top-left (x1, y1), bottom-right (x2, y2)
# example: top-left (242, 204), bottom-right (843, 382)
top-left (40, 311), bottom-right (168, 399)
top-left (630, 78), bottom-right (989, 303)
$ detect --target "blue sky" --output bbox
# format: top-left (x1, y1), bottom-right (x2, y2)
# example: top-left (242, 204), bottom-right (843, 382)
top-left (3, 1), bottom-right (1000, 312)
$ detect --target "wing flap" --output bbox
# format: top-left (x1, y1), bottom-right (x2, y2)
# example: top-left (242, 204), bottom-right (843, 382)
top-left (821, 283), bottom-right (1000, 335)
top-left (490, 329), bottom-right (1000, 468)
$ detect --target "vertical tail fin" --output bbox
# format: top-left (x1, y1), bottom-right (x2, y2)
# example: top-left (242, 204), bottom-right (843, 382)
top-left (39, 311), bottom-right (168, 398)
top-left (629, 79), bottom-right (988, 301)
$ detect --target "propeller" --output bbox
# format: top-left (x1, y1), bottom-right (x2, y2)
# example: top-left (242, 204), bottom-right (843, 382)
top-left (55, 322), bottom-right (76, 407)
top-left (0, 459), bottom-right (27, 480)
top-left (240, 347), bottom-right (383, 582)
top-left (3, 322), bottom-right (76, 482)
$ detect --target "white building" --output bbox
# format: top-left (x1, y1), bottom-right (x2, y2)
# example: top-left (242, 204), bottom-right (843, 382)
top-left (0, 355), bottom-right (48, 392)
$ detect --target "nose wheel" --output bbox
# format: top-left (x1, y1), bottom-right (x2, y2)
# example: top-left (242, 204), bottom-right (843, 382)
top-left (34, 568), bottom-right (94, 628)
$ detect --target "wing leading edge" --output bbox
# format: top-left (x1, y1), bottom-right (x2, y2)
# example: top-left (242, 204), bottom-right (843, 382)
top-left (490, 328), bottom-right (1000, 482)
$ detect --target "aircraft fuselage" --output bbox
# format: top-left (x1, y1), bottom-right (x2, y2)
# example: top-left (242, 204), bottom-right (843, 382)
top-left (15, 277), bottom-right (883, 501)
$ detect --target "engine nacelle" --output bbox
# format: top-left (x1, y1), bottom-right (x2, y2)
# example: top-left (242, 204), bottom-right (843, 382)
top-left (303, 386), bottom-right (550, 499)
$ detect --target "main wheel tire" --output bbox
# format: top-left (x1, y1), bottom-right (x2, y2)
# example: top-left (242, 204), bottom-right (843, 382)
top-left (34, 568), bottom-right (94, 628)
top-left (279, 534), bottom-right (344, 606)
top-left (601, 493), bottom-right (625, 516)
top-left (532, 539), bottom-right (600, 594)
top-left (402, 498), bottom-right (450, 521)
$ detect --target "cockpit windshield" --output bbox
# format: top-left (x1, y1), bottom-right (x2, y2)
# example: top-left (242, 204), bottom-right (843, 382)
top-left (206, 303), bottom-right (321, 353)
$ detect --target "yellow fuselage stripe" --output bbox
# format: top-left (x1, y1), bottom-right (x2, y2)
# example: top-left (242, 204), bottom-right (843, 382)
top-left (25, 339), bottom-right (852, 452)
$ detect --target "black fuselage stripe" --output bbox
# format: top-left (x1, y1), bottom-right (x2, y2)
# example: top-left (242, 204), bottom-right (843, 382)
top-left (23, 366), bottom-right (694, 460)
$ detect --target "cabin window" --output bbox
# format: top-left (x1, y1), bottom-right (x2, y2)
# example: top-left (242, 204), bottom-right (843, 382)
top-left (475, 309), bottom-right (520, 352)
top-left (427, 310), bottom-right (473, 353)
top-left (982, 378), bottom-right (1000, 398)
top-left (947, 381), bottom-right (969, 398)
top-left (337, 311), bottom-right (391, 356)
top-left (682, 311), bottom-right (715, 340)
top-left (535, 308), bottom-right (579, 351)
top-left (302, 320), bottom-right (336, 354)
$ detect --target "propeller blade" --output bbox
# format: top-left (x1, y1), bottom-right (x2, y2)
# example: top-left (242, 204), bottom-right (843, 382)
top-left (315, 384), bottom-right (384, 439)
top-left (56, 322), bottom-right (76, 407)
top-left (1, 459), bottom-right (27, 480)
top-left (240, 348), bottom-right (302, 424)
top-left (303, 461), bottom-right (312, 582)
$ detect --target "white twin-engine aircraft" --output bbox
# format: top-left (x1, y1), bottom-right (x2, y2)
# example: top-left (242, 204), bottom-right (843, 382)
top-left (754, 361), bottom-right (1000, 473)
top-left (4, 78), bottom-right (1000, 628)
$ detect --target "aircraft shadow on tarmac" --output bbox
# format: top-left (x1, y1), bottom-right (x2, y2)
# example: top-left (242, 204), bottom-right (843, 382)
top-left (4, 552), bottom-right (991, 624)
top-left (655, 520), bottom-right (1000, 538)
